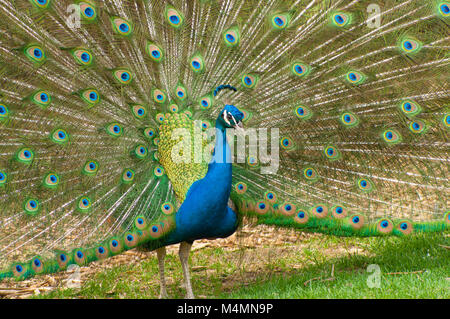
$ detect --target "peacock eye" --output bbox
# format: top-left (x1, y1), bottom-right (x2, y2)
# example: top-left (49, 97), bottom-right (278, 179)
top-left (227, 114), bottom-right (233, 120)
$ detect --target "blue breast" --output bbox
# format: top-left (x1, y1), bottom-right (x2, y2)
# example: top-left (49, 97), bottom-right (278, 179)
top-left (163, 126), bottom-right (238, 245)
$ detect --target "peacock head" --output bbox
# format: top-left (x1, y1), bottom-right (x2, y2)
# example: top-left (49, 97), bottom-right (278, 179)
top-left (217, 104), bottom-right (244, 131)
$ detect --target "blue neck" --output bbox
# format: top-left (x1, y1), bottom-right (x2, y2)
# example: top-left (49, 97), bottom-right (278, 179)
top-left (211, 120), bottom-right (231, 166)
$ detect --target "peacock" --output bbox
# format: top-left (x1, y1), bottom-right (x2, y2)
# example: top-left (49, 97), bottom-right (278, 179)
top-left (0, 0), bottom-right (449, 299)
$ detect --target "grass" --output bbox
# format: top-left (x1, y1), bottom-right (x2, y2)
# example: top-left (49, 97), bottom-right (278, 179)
top-left (223, 234), bottom-right (450, 298)
top-left (30, 230), bottom-right (450, 299)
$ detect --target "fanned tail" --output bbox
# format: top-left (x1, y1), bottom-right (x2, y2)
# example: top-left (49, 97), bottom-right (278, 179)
top-left (0, 0), bottom-right (182, 280)
top-left (227, 0), bottom-right (449, 236)
top-left (0, 0), bottom-right (448, 282)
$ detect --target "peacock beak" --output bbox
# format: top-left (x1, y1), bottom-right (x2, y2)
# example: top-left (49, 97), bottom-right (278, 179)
top-left (233, 120), bottom-right (244, 132)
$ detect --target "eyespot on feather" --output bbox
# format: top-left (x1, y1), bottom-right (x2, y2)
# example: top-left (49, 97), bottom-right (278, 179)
top-left (304, 167), bottom-right (319, 182)
top-left (121, 168), bottom-right (135, 184)
top-left (280, 137), bottom-right (295, 150)
top-left (113, 69), bottom-right (133, 85)
top-left (109, 237), bottom-right (124, 254)
top-left (111, 17), bottom-right (133, 36)
top-left (25, 44), bottom-right (46, 63)
top-left (133, 144), bottom-right (148, 159)
top-left (0, 170), bottom-right (8, 187)
top-left (106, 123), bottom-right (123, 137)
top-left (50, 128), bottom-right (69, 144)
top-left (169, 104), bottom-right (179, 113)
top-left (174, 84), bottom-right (187, 101)
top-left (399, 37), bottom-right (421, 54)
top-left (377, 219), bottom-right (394, 234)
top-left (399, 100), bottom-right (421, 117)
top-left (155, 113), bottom-right (165, 124)
top-left (24, 198), bottom-right (40, 215)
top-left (255, 201), bottom-right (269, 214)
top-left (190, 54), bottom-right (205, 73)
top-left (396, 220), bottom-right (413, 235)
top-left (279, 203), bottom-right (296, 216)
top-left (331, 12), bottom-right (351, 27)
top-left (30, 0), bottom-right (51, 9)
top-left (165, 6), bottom-right (184, 28)
top-left (124, 232), bottom-right (139, 248)
top-left (382, 129), bottom-right (402, 145)
top-left (246, 156), bottom-right (259, 168)
top-left (81, 89), bottom-right (100, 106)
top-left (79, 2), bottom-right (97, 21)
top-left (200, 120), bottom-right (211, 131)
top-left (143, 127), bottom-right (156, 139)
top-left (294, 105), bottom-right (313, 120)
top-left (357, 178), bottom-right (374, 193)
top-left (73, 249), bottom-right (87, 265)
top-left (264, 191), bottom-right (277, 204)
top-left (291, 62), bottom-right (311, 77)
top-left (161, 202), bottom-right (175, 215)
top-left (223, 27), bottom-right (240, 47)
top-left (0, 103), bottom-right (10, 121)
top-left (83, 160), bottom-right (99, 176)
top-left (149, 224), bottom-right (163, 239)
top-left (349, 214), bottom-right (365, 230)
top-left (294, 209), bottom-right (309, 224)
top-left (12, 263), bottom-right (28, 278)
top-left (131, 105), bottom-right (147, 119)
top-left (30, 256), bottom-right (45, 274)
top-left (346, 71), bottom-right (365, 85)
top-left (77, 196), bottom-right (92, 213)
top-left (72, 48), bottom-right (93, 66)
top-left (409, 120), bottom-right (427, 134)
top-left (55, 251), bottom-right (70, 269)
top-left (152, 89), bottom-right (167, 104)
top-left (95, 245), bottom-right (109, 260)
top-left (134, 216), bottom-right (148, 230)
top-left (199, 95), bottom-right (213, 109)
top-left (311, 204), bottom-right (328, 218)
top-left (271, 13), bottom-right (290, 29)
top-left (16, 147), bottom-right (34, 165)
top-left (146, 42), bottom-right (163, 62)
top-left (438, 2), bottom-right (450, 17)
top-left (43, 172), bottom-right (60, 189)
top-left (324, 145), bottom-right (341, 160)
top-left (235, 182), bottom-right (248, 194)
top-left (340, 112), bottom-right (359, 127)
top-left (153, 166), bottom-right (164, 177)
top-left (32, 90), bottom-right (51, 108)
top-left (331, 205), bottom-right (347, 219)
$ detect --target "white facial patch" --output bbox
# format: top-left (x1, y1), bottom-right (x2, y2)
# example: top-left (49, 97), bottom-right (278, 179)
top-left (223, 110), bottom-right (231, 125)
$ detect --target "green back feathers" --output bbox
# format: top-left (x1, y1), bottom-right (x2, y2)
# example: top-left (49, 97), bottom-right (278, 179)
top-left (158, 113), bottom-right (210, 202)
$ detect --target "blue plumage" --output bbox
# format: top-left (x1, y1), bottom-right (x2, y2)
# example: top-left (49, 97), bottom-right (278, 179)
top-left (164, 105), bottom-right (244, 244)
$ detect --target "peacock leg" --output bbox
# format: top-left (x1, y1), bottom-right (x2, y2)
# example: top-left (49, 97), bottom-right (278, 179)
top-left (156, 247), bottom-right (169, 299)
top-left (179, 241), bottom-right (194, 299)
